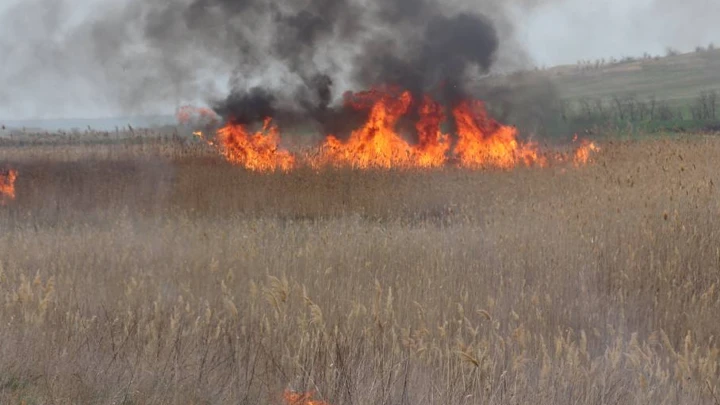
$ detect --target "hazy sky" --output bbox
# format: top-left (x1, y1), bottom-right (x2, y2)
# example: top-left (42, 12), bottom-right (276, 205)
top-left (1, 0), bottom-right (718, 120)
top-left (515, 0), bottom-right (720, 66)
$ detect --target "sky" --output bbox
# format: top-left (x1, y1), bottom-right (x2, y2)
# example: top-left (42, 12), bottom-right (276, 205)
top-left (514, 0), bottom-right (720, 67)
top-left (0, 0), bottom-right (718, 121)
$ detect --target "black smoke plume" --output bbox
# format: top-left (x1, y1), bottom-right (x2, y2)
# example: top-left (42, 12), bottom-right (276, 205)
top-left (176, 0), bottom-right (505, 135)
top-left (0, 0), bottom-right (553, 134)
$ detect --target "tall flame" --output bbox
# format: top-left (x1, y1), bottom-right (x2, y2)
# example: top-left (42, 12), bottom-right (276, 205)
top-left (216, 118), bottom-right (296, 172)
top-left (184, 88), bottom-right (599, 172)
top-left (313, 90), bottom-right (545, 170)
top-left (453, 100), bottom-right (544, 169)
top-left (283, 390), bottom-right (330, 405)
top-left (315, 88), bottom-right (418, 169)
top-left (313, 90), bottom-right (452, 169)
top-left (414, 95), bottom-right (451, 168)
top-left (0, 169), bottom-right (18, 204)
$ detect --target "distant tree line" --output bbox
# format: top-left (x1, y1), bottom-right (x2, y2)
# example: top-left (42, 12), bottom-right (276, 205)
top-left (572, 42), bottom-right (717, 73)
top-left (690, 91), bottom-right (718, 120)
top-left (558, 90), bottom-right (719, 133)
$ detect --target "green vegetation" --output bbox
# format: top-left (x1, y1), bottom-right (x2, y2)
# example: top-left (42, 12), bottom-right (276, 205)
top-left (551, 48), bottom-right (720, 107)
top-left (479, 48), bottom-right (720, 137)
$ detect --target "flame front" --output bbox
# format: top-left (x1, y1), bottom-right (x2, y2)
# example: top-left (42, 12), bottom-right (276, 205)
top-left (314, 90), bottom-right (451, 169)
top-left (315, 88), bottom-right (417, 169)
top-left (184, 89), bottom-right (599, 172)
top-left (0, 169), bottom-right (17, 204)
top-left (283, 390), bottom-right (330, 405)
top-left (453, 100), bottom-right (544, 169)
top-left (311, 90), bottom-right (544, 170)
top-left (573, 138), bottom-right (601, 166)
top-left (414, 95), bottom-right (451, 167)
top-left (216, 118), bottom-right (296, 172)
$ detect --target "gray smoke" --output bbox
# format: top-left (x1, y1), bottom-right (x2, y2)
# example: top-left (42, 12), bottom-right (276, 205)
top-left (174, 0), bottom-right (509, 128)
top-left (0, 0), bottom-right (539, 129)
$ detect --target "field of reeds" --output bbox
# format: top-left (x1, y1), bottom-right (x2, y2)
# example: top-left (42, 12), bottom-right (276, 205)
top-left (1, 134), bottom-right (720, 404)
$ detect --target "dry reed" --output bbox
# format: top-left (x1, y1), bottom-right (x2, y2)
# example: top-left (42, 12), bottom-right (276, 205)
top-left (0, 134), bottom-right (719, 404)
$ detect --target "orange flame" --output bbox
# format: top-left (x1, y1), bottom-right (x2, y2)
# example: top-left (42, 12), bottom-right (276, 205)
top-left (573, 139), bottom-right (600, 166)
top-left (216, 118), bottom-right (295, 172)
top-left (283, 390), bottom-right (330, 405)
top-left (414, 95), bottom-right (451, 167)
top-left (183, 90), bottom-right (600, 172)
top-left (315, 88), bottom-right (417, 169)
top-left (452, 100), bottom-right (545, 169)
top-left (313, 89), bottom-right (453, 169)
top-left (0, 169), bottom-right (17, 204)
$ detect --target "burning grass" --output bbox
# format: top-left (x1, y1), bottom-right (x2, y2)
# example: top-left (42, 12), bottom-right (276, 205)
top-left (0, 168), bottom-right (17, 204)
top-left (0, 135), bottom-right (719, 404)
top-left (182, 90), bottom-right (598, 171)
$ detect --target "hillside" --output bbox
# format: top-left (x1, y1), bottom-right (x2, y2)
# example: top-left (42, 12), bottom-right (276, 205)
top-left (544, 49), bottom-right (720, 107)
top-left (473, 48), bottom-right (720, 135)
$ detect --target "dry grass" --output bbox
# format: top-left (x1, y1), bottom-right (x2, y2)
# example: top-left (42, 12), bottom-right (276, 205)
top-left (1, 135), bottom-right (720, 404)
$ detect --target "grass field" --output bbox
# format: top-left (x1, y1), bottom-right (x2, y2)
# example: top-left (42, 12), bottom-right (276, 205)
top-left (1, 134), bottom-right (720, 404)
top-left (474, 49), bottom-right (720, 137)
top-left (543, 49), bottom-right (720, 107)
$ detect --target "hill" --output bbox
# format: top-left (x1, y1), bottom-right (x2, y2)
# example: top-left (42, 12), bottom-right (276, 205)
top-left (543, 48), bottom-right (720, 108)
top-left (475, 48), bottom-right (720, 136)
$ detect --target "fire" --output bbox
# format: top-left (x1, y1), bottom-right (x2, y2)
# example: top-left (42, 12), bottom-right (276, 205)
top-left (414, 95), bottom-right (451, 167)
top-left (311, 89), bottom-right (543, 169)
top-left (283, 390), bottom-right (330, 405)
top-left (312, 90), bottom-right (451, 169)
top-left (453, 100), bottom-right (544, 169)
top-left (315, 88), bottom-right (420, 169)
top-left (182, 89), bottom-right (600, 172)
top-left (192, 130), bottom-right (215, 146)
top-left (180, 105), bottom-right (295, 172)
top-left (215, 118), bottom-right (295, 172)
top-left (0, 169), bottom-right (17, 204)
top-left (573, 138), bottom-right (601, 166)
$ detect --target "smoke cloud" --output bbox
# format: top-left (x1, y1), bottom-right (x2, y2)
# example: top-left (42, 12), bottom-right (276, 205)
top-left (179, 0), bottom-right (512, 129)
top-left (2, 0), bottom-right (718, 124)
top-left (0, 0), bottom-right (537, 124)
